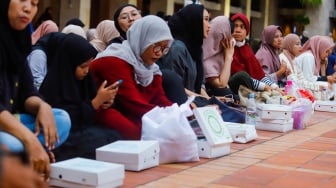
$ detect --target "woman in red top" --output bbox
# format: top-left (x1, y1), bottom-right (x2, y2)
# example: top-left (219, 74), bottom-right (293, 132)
top-left (90, 15), bottom-right (173, 140)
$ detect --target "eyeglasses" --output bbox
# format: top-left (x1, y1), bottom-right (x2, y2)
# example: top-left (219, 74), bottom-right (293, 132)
top-left (152, 44), bottom-right (170, 55)
top-left (118, 10), bottom-right (141, 21)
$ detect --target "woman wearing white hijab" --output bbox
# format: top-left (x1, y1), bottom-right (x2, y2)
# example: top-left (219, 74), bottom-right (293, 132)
top-left (90, 15), bottom-right (174, 140)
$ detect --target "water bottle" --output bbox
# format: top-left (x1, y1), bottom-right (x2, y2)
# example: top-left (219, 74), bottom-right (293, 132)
top-left (245, 93), bottom-right (257, 125)
top-left (285, 80), bottom-right (293, 96)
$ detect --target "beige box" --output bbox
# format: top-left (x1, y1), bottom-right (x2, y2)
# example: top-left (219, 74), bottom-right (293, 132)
top-left (314, 100), bottom-right (336, 112)
top-left (224, 122), bottom-right (258, 143)
top-left (256, 104), bottom-right (292, 119)
top-left (256, 117), bottom-right (293, 132)
top-left (193, 106), bottom-right (233, 158)
top-left (50, 157), bottom-right (124, 188)
top-left (96, 140), bottom-right (159, 171)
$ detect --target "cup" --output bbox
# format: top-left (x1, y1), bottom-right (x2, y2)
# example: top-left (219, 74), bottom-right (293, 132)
top-left (292, 107), bottom-right (305, 130)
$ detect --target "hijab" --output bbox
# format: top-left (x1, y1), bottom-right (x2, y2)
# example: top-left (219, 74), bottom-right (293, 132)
top-left (62, 24), bottom-right (87, 39)
top-left (256, 25), bottom-right (282, 73)
top-left (168, 4), bottom-right (205, 93)
top-left (90, 20), bottom-right (120, 52)
top-left (0, 0), bottom-right (32, 74)
top-left (300, 35), bottom-right (335, 75)
top-left (203, 16), bottom-right (231, 77)
top-left (31, 20), bottom-right (59, 45)
top-left (32, 32), bottom-right (67, 68)
top-left (231, 13), bottom-right (250, 35)
top-left (281, 33), bottom-right (300, 70)
top-left (39, 33), bottom-right (98, 107)
top-left (230, 13), bottom-right (265, 80)
top-left (113, 4), bottom-right (139, 41)
top-left (97, 15), bottom-right (173, 87)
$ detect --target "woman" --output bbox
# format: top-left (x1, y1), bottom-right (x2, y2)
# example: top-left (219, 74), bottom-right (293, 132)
top-left (156, 4), bottom-right (212, 104)
top-left (0, 0), bottom-right (70, 179)
top-left (294, 35), bottom-right (336, 87)
top-left (61, 24), bottom-right (87, 39)
top-left (90, 15), bottom-right (174, 139)
top-left (279, 33), bottom-right (302, 81)
top-left (39, 33), bottom-right (122, 160)
top-left (109, 4), bottom-right (142, 44)
top-left (90, 20), bottom-right (120, 52)
top-left (256, 25), bottom-right (289, 87)
top-left (231, 13), bottom-right (279, 92)
top-left (203, 15), bottom-right (253, 96)
top-left (31, 20), bottom-right (58, 45)
top-left (28, 32), bottom-right (67, 89)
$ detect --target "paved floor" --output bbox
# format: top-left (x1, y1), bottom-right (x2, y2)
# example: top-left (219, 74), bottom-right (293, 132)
top-left (121, 111), bottom-right (336, 188)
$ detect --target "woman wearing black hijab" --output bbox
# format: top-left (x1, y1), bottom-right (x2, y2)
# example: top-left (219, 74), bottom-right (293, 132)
top-left (0, 0), bottom-right (72, 178)
top-left (39, 33), bottom-right (122, 161)
top-left (109, 4), bottom-right (142, 44)
top-left (156, 4), bottom-right (212, 104)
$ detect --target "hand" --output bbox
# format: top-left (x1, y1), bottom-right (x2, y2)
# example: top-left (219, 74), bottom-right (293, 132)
top-left (264, 85), bottom-right (272, 92)
top-left (327, 73), bottom-right (336, 83)
top-left (274, 87), bottom-right (285, 96)
top-left (278, 61), bottom-right (287, 76)
top-left (285, 68), bottom-right (292, 77)
top-left (221, 38), bottom-right (234, 60)
top-left (35, 103), bottom-right (58, 151)
top-left (96, 80), bottom-right (118, 107)
top-left (24, 137), bottom-right (51, 180)
top-left (100, 101), bottom-right (113, 109)
top-left (1, 155), bottom-right (50, 188)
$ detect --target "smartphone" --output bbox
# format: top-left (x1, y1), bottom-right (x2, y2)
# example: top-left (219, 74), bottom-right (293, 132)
top-left (113, 79), bottom-right (123, 89)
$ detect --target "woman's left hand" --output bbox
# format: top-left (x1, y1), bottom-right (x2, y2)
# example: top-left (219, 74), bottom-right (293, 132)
top-left (35, 103), bottom-right (59, 151)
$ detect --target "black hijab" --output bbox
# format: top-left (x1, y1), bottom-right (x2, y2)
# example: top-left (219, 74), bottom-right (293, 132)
top-left (32, 32), bottom-right (67, 68)
top-left (168, 4), bottom-right (205, 93)
top-left (113, 4), bottom-right (139, 41)
top-left (0, 0), bottom-right (32, 74)
top-left (39, 33), bottom-right (98, 109)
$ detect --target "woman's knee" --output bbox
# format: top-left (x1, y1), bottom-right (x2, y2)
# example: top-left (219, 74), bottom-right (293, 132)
top-left (52, 108), bottom-right (71, 145)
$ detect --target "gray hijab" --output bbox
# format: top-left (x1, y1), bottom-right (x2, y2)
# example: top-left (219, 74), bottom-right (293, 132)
top-left (97, 15), bottom-right (173, 86)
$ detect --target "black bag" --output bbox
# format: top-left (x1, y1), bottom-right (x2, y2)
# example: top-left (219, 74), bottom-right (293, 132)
top-left (208, 96), bottom-right (246, 123)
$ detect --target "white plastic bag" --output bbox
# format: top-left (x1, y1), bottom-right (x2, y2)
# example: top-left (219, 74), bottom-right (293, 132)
top-left (141, 97), bottom-right (199, 164)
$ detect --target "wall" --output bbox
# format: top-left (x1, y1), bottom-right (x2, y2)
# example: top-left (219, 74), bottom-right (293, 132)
top-left (59, 0), bottom-right (80, 30)
top-left (305, 0), bottom-right (334, 36)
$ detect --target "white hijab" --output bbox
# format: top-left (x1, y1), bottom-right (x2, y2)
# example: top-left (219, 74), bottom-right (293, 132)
top-left (97, 15), bottom-right (173, 86)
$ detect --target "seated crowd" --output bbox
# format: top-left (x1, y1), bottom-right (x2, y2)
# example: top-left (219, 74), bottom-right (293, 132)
top-left (1, 0), bottom-right (336, 187)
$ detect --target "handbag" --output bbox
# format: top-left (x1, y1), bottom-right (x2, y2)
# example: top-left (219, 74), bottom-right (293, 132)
top-left (141, 97), bottom-right (199, 164)
top-left (208, 96), bottom-right (246, 123)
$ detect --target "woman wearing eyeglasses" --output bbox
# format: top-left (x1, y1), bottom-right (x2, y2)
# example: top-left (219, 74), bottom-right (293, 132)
top-left (90, 15), bottom-right (174, 140)
top-left (110, 4), bottom-right (142, 44)
top-left (156, 4), bottom-right (214, 106)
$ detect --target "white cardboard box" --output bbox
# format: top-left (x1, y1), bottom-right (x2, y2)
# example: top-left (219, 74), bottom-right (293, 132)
top-left (193, 106), bottom-right (233, 158)
top-left (197, 139), bottom-right (230, 158)
top-left (49, 157), bottom-right (124, 188)
top-left (314, 100), bottom-right (336, 112)
top-left (256, 117), bottom-right (293, 132)
top-left (96, 140), bottom-right (159, 171)
top-left (256, 104), bottom-right (292, 119)
top-left (224, 122), bottom-right (258, 143)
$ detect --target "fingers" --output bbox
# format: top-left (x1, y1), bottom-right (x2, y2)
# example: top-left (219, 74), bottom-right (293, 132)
top-left (99, 80), bottom-right (107, 90)
top-left (32, 155), bottom-right (50, 181)
top-left (34, 123), bottom-right (41, 136)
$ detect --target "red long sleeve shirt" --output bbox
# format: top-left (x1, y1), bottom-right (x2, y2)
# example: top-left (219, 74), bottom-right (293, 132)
top-left (90, 56), bottom-right (173, 126)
